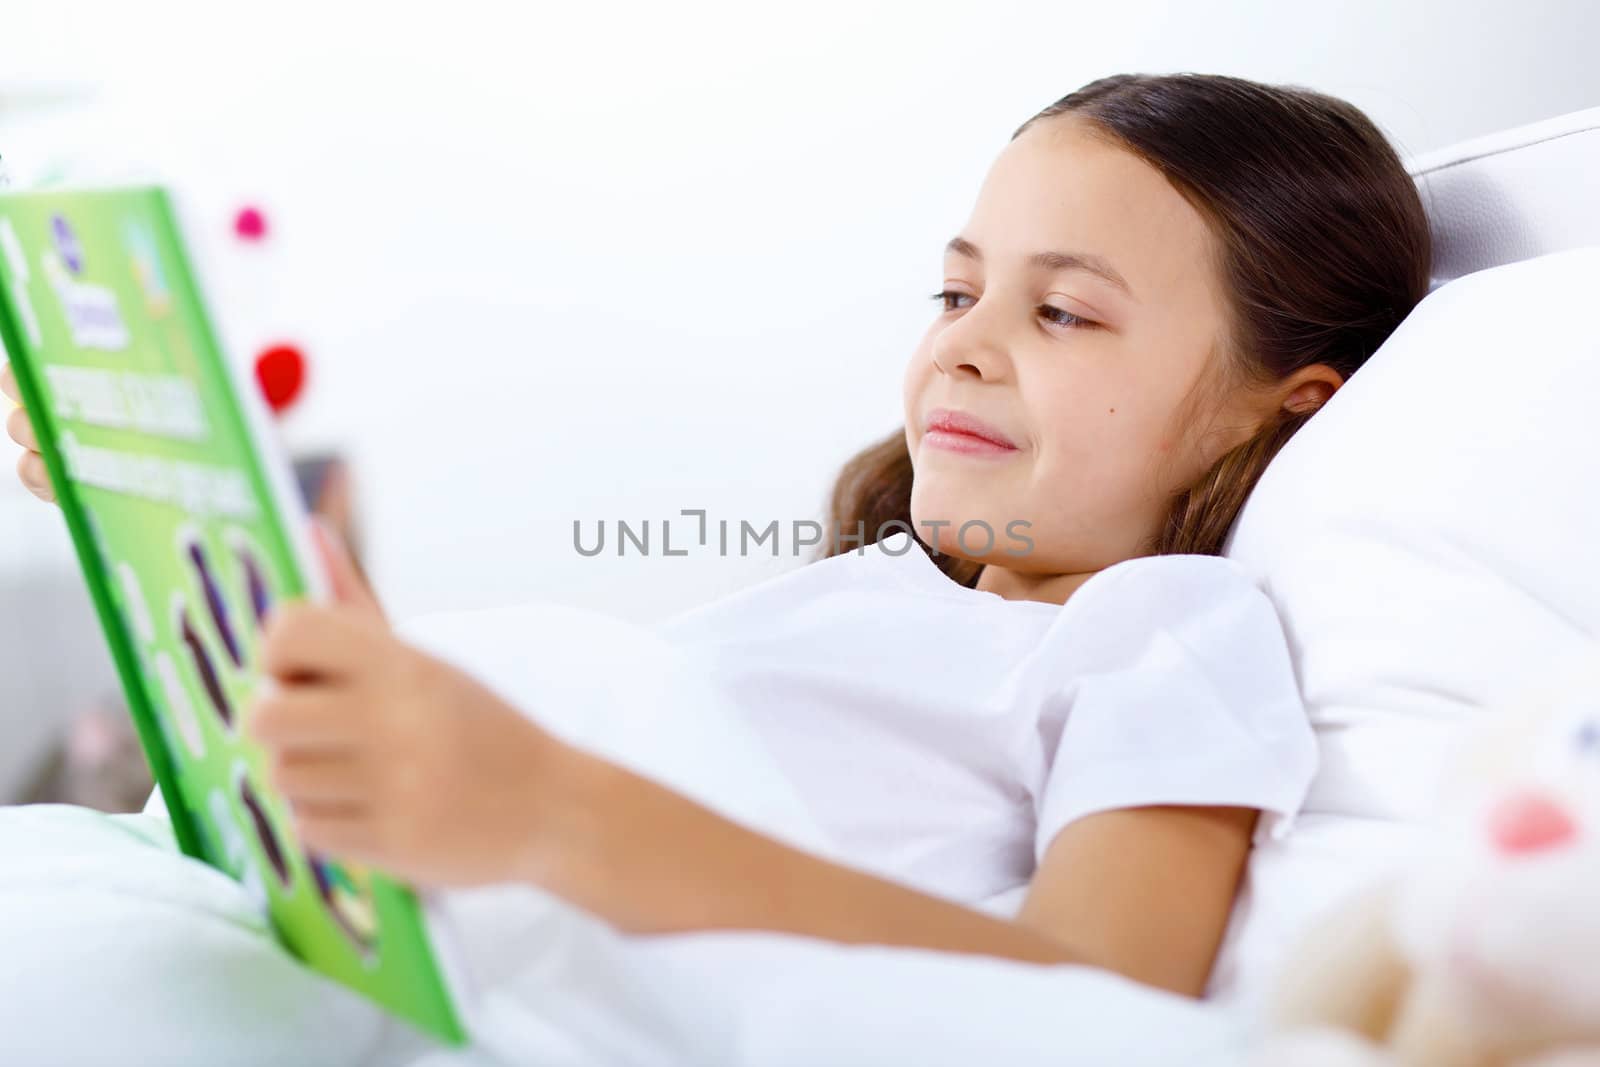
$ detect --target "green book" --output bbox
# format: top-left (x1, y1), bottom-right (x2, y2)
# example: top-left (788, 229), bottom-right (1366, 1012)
top-left (0, 185), bottom-right (467, 1046)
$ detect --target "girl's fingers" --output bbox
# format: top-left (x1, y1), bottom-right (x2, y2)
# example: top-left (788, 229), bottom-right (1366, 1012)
top-left (291, 808), bottom-right (376, 859)
top-left (16, 450), bottom-right (55, 502)
top-left (4, 398), bottom-right (56, 502)
top-left (309, 517), bottom-right (386, 623)
top-left (5, 404), bottom-right (37, 450)
top-left (246, 685), bottom-right (361, 750)
top-left (268, 752), bottom-right (367, 805)
top-left (0, 362), bottom-right (19, 404)
top-left (259, 602), bottom-right (385, 681)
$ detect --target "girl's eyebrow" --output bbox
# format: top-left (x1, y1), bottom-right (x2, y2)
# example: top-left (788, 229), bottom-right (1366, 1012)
top-left (944, 236), bottom-right (1136, 300)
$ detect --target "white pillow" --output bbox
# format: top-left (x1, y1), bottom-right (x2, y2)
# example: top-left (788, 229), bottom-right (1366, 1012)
top-left (1208, 246), bottom-right (1600, 1013)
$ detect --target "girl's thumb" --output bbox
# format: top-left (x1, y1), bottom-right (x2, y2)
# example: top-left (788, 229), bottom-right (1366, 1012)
top-left (309, 516), bottom-right (386, 621)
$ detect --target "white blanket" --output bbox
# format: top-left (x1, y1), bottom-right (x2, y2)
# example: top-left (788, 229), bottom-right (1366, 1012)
top-left (0, 602), bottom-right (1253, 1066)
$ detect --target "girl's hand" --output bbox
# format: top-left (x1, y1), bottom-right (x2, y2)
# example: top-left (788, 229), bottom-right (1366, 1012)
top-left (246, 523), bottom-right (581, 889)
top-left (2, 362), bottom-right (56, 502)
top-left (306, 518), bottom-right (387, 621)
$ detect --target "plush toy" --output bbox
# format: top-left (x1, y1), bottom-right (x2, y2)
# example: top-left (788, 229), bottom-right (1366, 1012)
top-left (1257, 650), bottom-right (1600, 1067)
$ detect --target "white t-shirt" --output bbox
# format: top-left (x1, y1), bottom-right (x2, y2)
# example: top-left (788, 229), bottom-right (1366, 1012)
top-left (649, 530), bottom-right (1318, 919)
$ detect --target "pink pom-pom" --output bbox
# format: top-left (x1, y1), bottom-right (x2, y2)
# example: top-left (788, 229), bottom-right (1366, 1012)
top-left (234, 206), bottom-right (269, 242)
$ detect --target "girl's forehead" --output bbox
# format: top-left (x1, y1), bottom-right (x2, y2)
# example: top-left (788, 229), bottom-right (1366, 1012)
top-left (961, 119), bottom-right (1220, 303)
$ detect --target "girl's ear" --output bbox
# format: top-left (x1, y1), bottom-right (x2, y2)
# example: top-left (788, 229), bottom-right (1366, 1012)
top-left (1280, 365), bottom-right (1344, 416)
top-left (1282, 386), bottom-right (1325, 415)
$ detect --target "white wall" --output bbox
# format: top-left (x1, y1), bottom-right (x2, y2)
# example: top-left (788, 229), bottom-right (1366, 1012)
top-left (3, 0), bottom-right (1597, 625)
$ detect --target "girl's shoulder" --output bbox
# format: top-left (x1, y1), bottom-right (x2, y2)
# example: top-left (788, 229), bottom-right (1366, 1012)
top-left (1027, 550), bottom-right (1314, 850)
top-left (1027, 549), bottom-right (1290, 685)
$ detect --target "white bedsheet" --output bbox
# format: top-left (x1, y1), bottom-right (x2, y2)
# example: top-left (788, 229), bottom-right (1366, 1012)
top-left (0, 803), bottom-right (1249, 1066)
top-left (0, 602), bottom-right (1256, 1066)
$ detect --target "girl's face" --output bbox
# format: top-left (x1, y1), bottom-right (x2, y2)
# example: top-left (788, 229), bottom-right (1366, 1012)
top-left (903, 114), bottom-right (1267, 578)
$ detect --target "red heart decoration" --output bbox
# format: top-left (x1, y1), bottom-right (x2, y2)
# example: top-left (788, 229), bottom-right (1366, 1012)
top-left (254, 344), bottom-right (307, 413)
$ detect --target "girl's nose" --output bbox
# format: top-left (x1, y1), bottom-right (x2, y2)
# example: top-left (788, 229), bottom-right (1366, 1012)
top-left (1486, 788), bottom-right (1578, 855)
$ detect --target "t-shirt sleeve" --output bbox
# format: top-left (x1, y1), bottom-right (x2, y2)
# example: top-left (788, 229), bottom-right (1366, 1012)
top-left (1032, 557), bottom-right (1318, 864)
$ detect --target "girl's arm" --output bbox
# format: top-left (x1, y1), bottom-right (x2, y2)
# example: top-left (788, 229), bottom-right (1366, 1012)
top-left (534, 748), bottom-right (1256, 997)
top-left (249, 530), bottom-right (1256, 999)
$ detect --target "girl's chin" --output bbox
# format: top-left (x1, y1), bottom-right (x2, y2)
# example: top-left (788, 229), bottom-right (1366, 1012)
top-left (906, 510), bottom-right (1020, 553)
top-left (911, 485), bottom-right (1013, 525)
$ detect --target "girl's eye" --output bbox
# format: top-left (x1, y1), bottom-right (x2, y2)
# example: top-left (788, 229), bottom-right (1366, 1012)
top-left (1038, 304), bottom-right (1092, 329)
top-left (927, 291), bottom-right (1096, 330)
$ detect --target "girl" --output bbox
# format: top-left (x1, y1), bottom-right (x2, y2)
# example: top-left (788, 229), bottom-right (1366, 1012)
top-left (3, 72), bottom-right (1430, 1006)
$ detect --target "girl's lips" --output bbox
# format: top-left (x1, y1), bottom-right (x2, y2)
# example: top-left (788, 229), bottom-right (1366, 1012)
top-left (922, 407), bottom-right (1020, 457)
top-left (923, 429), bottom-right (1019, 457)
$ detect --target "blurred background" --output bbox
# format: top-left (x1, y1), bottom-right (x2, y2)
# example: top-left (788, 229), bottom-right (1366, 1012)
top-left (3, 0), bottom-right (1598, 808)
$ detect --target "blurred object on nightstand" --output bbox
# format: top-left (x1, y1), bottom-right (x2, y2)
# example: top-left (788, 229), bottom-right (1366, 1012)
top-left (18, 693), bottom-right (154, 813)
top-left (293, 452), bottom-right (366, 572)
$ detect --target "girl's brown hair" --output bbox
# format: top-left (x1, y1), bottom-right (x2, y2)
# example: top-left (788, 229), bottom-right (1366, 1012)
top-left (822, 72), bottom-right (1431, 586)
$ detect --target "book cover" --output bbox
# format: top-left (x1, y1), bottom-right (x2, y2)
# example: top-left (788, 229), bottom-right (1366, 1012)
top-left (0, 185), bottom-right (465, 1045)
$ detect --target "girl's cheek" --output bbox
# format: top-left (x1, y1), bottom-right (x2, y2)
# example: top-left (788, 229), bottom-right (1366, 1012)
top-left (902, 352), bottom-right (933, 417)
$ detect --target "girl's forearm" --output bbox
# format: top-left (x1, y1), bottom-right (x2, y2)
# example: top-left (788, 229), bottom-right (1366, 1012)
top-left (518, 747), bottom-right (1090, 969)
